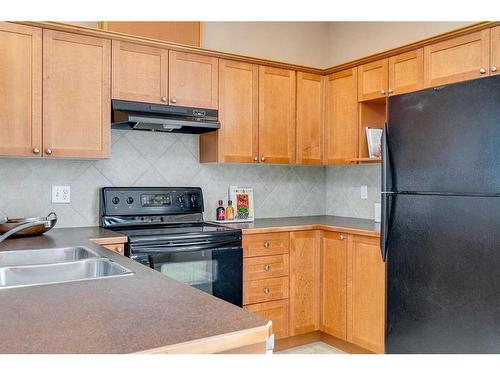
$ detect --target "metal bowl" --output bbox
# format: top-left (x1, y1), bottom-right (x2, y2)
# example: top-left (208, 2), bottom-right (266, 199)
top-left (0, 212), bottom-right (58, 237)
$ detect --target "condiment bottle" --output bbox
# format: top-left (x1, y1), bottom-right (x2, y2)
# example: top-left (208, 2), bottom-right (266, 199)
top-left (225, 200), bottom-right (234, 221)
top-left (216, 200), bottom-right (226, 221)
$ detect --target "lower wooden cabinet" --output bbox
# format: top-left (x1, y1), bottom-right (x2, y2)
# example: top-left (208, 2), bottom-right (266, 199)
top-left (245, 300), bottom-right (289, 340)
top-left (102, 243), bottom-right (125, 255)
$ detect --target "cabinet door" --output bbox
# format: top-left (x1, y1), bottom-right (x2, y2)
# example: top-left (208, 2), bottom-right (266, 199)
top-left (296, 72), bottom-right (323, 165)
top-left (258, 66), bottom-right (296, 164)
top-left (289, 231), bottom-right (320, 336)
top-left (43, 30), bottom-right (111, 158)
top-left (320, 231), bottom-right (348, 340)
top-left (324, 68), bottom-right (358, 164)
top-left (347, 235), bottom-right (385, 353)
top-left (0, 23), bottom-right (42, 157)
top-left (168, 51), bottom-right (218, 109)
top-left (424, 29), bottom-right (490, 87)
top-left (491, 26), bottom-right (500, 76)
top-left (217, 59), bottom-right (258, 163)
top-left (245, 300), bottom-right (289, 340)
top-left (358, 58), bottom-right (388, 101)
top-left (112, 41), bottom-right (168, 104)
top-left (388, 49), bottom-right (424, 96)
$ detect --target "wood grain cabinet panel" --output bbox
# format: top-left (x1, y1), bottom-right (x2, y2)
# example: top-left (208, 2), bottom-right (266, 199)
top-left (0, 23), bottom-right (42, 157)
top-left (296, 72), bottom-right (323, 165)
top-left (491, 26), bottom-right (500, 75)
top-left (243, 232), bottom-right (290, 258)
top-left (244, 254), bottom-right (289, 281)
top-left (258, 66), bottom-right (296, 164)
top-left (388, 49), bottom-right (424, 96)
top-left (168, 51), bottom-right (218, 109)
top-left (320, 231), bottom-right (348, 340)
top-left (358, 59), bottom-right (388, 101)
top-left (102, 243), bottom-right (125, 255)
top-left (289, 231), bottom-right (320, 336)
top-left (424, 29), bottom-right (491, 87)
top-left (347, 235), bottom-right (385, 354)
top-left (43, 30), bottom-right (111, 158)
top-left (324, 68), bottom-right (358, 164)
top-left (200, 59), bottom-right (258, 163)
top-left (112, 41), bottom-right (168, 104)
top-left (245, 300), bottom-right (289, 340)
top-left (243, 276), bottom-right (289, 305)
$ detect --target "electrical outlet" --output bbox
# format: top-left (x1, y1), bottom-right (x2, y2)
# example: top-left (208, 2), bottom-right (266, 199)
top-left (52, 186), bottom-right (71, 203)
top-left (360, 185), bottom-right (368, 200)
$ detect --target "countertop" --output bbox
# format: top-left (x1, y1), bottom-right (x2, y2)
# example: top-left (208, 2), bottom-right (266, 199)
top-left (0, 227), bottom-right (268, 354)
top-left (218, 215), bottom-right (381, 237)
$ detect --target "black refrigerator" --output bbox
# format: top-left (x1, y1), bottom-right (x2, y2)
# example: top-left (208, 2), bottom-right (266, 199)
top-left (383, 75), bottom-right (500, 354)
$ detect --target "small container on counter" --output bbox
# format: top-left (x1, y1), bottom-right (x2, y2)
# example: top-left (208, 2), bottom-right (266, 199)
top-left (225, 200), bottom-right (234, 221)
top-left (216, 200), bottom-right (226, 221)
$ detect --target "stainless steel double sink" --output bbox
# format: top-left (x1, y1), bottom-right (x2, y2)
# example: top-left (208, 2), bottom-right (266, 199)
top-left (0, 247), bottom-right (134, 289)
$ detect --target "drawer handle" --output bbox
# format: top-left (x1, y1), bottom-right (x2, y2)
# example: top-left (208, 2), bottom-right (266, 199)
top-left (339, 234), bottom-right (344, 240)
top-left (263, 241), bottom-right (270, 248)
top-left (115, 246), bottom-right (123, 253)
top-left (264, 287), bottom-right (270, 294)
top-left (264, 264), bottom-right (270, 271)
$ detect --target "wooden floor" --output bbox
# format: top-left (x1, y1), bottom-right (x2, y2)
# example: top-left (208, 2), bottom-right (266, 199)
top-left (276, 341), bottom-right (346, 354)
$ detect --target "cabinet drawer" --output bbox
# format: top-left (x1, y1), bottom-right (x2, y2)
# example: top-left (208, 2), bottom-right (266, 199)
top-left (244, 276), bottom-right (289, 305)
top-left (243, 232), bottom-right (289, 258)
top-left (244, 254), bottom-right (289, 281)
top-left (245, 299), bottom-right (289, 340)
top-left (102, 243), bottom-right (125, 255)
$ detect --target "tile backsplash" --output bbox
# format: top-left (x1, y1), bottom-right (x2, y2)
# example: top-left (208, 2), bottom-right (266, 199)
top-left (0, 130), bottom-right (327, 227)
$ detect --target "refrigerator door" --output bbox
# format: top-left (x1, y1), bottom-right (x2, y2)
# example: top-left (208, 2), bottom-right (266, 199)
top-left (387, 75), bottom-right (500, 194)
top-left (386, 193), bottom-right (500, 353)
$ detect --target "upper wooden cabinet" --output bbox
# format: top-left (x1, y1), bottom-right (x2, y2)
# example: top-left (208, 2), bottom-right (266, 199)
top-left (491, 26), bottom-right (500, 75)
top-left (258, 66), bottom-right (296, 164)
top-left (112, 41), bottom-right (168, 104)
top-left (200, 59), bottom-right (258, 163)
top-left (296, 72), bottom-right (324, 165)
top-left (347, 235), bottom-right (385, 354)
top-left (320, 231), bottom-right (348, 340)
top-left (168, 51), bottom-right (218, 109)
top-left (324, 68), bottom-right (358, 164)
top-left (289, 231), bottom-right (320, 336)
top-left (388, 49), bottom-right (424, 96)
top-left (424, 29), bottom-right (491, 87)
top-left (0, 23), bottom-right (42, 157)
top-left (358, 58), bottom-right (388, 101)
top-left (43, 30), bottom-right (111, 158)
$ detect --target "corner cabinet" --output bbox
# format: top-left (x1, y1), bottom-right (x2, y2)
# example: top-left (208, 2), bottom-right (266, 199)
top-left (43, 30), bottom-right (111, 158)
top-left (0, 23), bottom-right (42, 157)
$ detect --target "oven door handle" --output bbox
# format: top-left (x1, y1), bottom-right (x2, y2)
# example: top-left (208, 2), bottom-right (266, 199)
top-left (131, 243), bottom-right (243, 254)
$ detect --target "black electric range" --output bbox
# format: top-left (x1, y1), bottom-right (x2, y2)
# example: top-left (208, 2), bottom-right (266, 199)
top-left (100, 187), bottom-right (242, 306)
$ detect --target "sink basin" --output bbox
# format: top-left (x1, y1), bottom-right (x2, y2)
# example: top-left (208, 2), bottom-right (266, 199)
top-left (0, 247), bottom-right (99, 267)
top-left (0, 258), bottom-right (133, 289)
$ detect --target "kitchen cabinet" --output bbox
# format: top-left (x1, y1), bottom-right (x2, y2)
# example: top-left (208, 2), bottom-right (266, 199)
top-left (347, 234), bottom-right (385, 354)
top-left (324, 68), bottom-right (358, 164)
top-left (320, 231), bottom-right (348, 340)
top-left (0, 23), bottom-right (42, 157)
top-left (43, 30), bottom-right (111, 158)
top-left (244, 254), bottom-right (289, 281)
top-left (258, 66), bottom-right (296, 164)
top-left (357, 58), bottom-right (388, 101)
top-left (491, 26), bottom-right (500, 75)
top-left (388, 49), bottom-right (424, 96)
top-left (245, 300), bottom-right (289, 340)
top-left (112, 41), bottom-right (168, 104)
top-left (200, 59), bottom-right (258, 163)
top-left (244, 276), bottom-right (289, 305)
top-left (423, 29), bottom-right (491, 87)
top-left (102, 243), bottom-right (125, 255)
top-left (289, 231), bottom-right (320, 336)
top-left (243, 232), bottom-right (290, 258)
top-left (168, 50), bottom-right (218, 109)
top-left (296, 72), bottom-right (324, 165)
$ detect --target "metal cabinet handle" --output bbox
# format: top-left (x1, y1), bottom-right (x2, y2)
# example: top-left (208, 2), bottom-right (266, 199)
top-left (45, 148), bottom-right (52, 156)
top-left (261, 157), bottom-right (266, 162)
top-left (480, 68), bottom-right (487, 74)
top-left (339, 234), bottom-right (344, 240)
top-left (263, 241), bottom-right (270, 248)
top-left (264, 288), bottom-right (270, 294)
top-left (264, 264), bottom-right (270, 271)
top-left (388, 88), bottom-right (394, 94)
top-left (492, 66), bottom-right (498, 73)
top-left (161, 96), bottom-right (167, 103)
top-left (115, 247), bottom-right (123, 254)
top-left (171, 98), bottom-right (177, 104)
top-left (380, 89), bottom-right (386, 95)
top-left (32, 147), bottom-right (40, 155)
top-left (253, 156), bottom-right (258, 162)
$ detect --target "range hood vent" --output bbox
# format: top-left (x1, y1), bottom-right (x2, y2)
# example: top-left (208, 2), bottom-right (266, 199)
top-left (111, 100), bottom-right (220, 134)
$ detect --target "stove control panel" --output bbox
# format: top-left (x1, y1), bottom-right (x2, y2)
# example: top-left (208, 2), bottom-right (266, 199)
top-left (100, 187), bottom-right (204, 217)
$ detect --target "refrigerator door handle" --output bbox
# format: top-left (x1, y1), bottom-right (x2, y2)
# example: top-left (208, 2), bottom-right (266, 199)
top-left (382, 123), bottom-right (391, 193)
top-left (380, 192), bottom-right (393, 262)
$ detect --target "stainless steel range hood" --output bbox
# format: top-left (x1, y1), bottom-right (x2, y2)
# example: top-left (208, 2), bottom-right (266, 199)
top-left (111, 100), bottom-right (220, 134)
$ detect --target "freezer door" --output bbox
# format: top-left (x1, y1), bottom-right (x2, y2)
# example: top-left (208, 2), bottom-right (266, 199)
top-left (386, 194), bottom-right (500, 353)
top-left (387, 75), bottom-right (500, 194)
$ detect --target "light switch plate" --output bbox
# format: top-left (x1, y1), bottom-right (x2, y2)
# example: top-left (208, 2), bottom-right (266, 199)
top-left (52, 186), bottom-right (71, 203)
top-left (360, 185), bottom-right (368, 200)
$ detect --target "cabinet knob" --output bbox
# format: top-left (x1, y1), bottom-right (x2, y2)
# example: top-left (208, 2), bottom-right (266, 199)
top-left (32, 147), bottom-right (40, 155)
top-left (161, 96), bottom-right (167, 103)
top-left (263, 241), bottom-right (270, 248)
top-left (388, 88), bottom-right (394, 94)
top-left (171, 98), bottom-right (177, 104)
top-left (45, 148), bottom-right (53, 156)
top-left (260, 157), bottom-right (266, 162)
top-left (115, 247), bottom-right (123, 253)
top-left (339, 234), bottom-right (344, 240)
top-left (492, 66), bottom-right (498, 73)
top-left (264, 264), bottom-right (270, 271)
top-left (380, 89), bottom-right (386, 95)
top-left (480, 68), bottom-right (487, 74)
top-left (264, 287), bottom-right (270, 294)
top-left (253, 156), bottom-right (258, 162)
